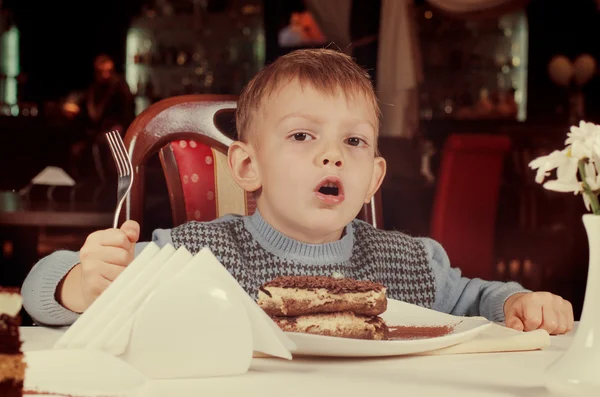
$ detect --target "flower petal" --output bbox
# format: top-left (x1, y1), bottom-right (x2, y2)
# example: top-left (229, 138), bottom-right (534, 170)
top-left (584, 161), bottom-right (600, 191)
top-left (543, 180), bottom-right (582, 193)
top-left (535, 169), bottom-right (550, 184)
top-left (557, 157), bottom-right (579, 183)
top-left (584, 192), bottom-right (592, 211)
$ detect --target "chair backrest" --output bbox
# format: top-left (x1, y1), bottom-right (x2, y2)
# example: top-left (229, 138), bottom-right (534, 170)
top-left (122, 94), bottom-right (382, 231)
top-left (429, 133), bottom-right (511, 280)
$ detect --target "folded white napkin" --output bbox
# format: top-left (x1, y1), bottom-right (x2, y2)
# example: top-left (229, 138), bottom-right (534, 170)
top-left (26, 244), bottom-right (296, 396)
top-left (54, 244), bottom-right (294, 379)
top-left (420, 322), bottom-right (550, 355)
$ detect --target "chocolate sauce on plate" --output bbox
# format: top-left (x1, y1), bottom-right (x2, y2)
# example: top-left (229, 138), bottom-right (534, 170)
top-left (387, 324), bottom-right (455, 340)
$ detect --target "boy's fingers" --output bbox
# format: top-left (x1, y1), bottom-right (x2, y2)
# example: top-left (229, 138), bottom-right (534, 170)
top-left (96, 229), bottom-right (133, 249)
top-left (120, 220), bottom-right (140, 243)
top-left (504, 293), bottom-right (523, 318)
top-left (505, 316), bottom-right (524, 332)
top-left (554, 310), bottom-right (568, 335)
top-left (540, 306), bottom-right (559, 334)
top-left (564, 300), bottom-right (574, 332)
top-left (522, 300), bottom-right (543, 331)
top-left (95, 246), bottom-right (132, 266)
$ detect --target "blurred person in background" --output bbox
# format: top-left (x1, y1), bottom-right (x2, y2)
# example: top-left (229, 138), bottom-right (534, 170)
top-left (63, 54), bottom-right (135, 181)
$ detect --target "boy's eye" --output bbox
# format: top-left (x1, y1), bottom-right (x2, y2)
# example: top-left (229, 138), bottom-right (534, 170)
top-left (347, 137), bottom-right (366, 147)
top-left (292, 133), bottom-right (313, 141)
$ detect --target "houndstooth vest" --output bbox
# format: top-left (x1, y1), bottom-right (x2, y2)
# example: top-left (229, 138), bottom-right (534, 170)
top-left (171, 216), bottom-right (436, 308)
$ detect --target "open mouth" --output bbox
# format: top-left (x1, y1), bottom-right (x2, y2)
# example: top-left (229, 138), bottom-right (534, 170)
top-left (318, 182), bottom-right (340, 196)
top-left (316, 177), bottom-right (344, 198)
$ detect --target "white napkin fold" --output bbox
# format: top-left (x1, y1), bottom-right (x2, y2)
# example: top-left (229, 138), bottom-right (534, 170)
top-left (53, 243), bottom-right (294, 380)
top-left (420, 322), bottom-right (550, 355)
top-left (55, 243), bottom-right (162, 349)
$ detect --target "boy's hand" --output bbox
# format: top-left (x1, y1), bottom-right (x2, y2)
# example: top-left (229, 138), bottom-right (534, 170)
top-left (504, 292), bottom-right (574, 335)
top-left (77, 220), bottom-right (140, 310)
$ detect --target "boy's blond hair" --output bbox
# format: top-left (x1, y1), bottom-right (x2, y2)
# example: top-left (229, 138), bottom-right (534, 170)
top-left (236, 48), bottom-right (380, 145)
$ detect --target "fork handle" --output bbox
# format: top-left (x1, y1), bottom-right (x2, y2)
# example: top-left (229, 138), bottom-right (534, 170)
top-left (113, 203), bottom-right (123, 228)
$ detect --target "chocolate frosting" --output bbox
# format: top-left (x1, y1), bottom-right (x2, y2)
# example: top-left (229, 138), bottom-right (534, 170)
top-left (258, 286), bottom-right (272, 297)
top-left (387, 325), bottom-right (454, 340)
top-left (0, 379), bottom-right (23, 397)
top-left (263, 276), bottom-right (385, 293)
top-left (0, 287), bottom-right (20, 294)
top-left (0, 314), bottom-right (22, 354)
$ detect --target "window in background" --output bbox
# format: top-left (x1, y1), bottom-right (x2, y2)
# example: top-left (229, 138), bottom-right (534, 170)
top-left (0, 22), bottom-right (19, 110)
top-left (125, 0), bottom-right (264, 115)
top-left (416, 6), bottom-right (528, 121)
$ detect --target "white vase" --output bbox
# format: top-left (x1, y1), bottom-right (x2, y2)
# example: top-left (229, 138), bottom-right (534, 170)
top-left (544, 214), bottom-right (600, 396)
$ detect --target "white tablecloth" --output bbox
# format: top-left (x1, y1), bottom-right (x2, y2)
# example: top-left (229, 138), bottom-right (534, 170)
top-left (19, 326), bottom-right (574, 397)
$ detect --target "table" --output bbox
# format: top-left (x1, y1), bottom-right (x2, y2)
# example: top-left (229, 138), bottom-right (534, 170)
top-left (0, 198), bottom-right (113, 228)
top-left (20, 326), bottom-right (575, 397)
top-left (0, 196), bottom-right (112, 292)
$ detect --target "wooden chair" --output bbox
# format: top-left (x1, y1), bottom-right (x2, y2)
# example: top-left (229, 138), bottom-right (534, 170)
top-left (429, 133), bottom-right (511, 281)
top-left (121, 95), bottom-right (383, 231)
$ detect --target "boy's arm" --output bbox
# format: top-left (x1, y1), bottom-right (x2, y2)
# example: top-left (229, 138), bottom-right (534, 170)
top-left (21, 229), bottom-right (172, 327)
top-left (422, 237), bottom-right (530, 322)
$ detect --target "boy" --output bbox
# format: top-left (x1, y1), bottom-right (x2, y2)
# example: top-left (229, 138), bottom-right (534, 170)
top-left (22, 49), bottom-right (573, 335)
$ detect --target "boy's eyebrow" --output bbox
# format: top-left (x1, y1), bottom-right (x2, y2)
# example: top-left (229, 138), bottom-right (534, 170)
top-left (276, 112), bottom-right (326, 125)
top-left (277, 112), bottom-right (377, 131)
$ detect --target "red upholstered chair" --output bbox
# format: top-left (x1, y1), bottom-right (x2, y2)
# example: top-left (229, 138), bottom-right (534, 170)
top-left (121, 95), bottom-right (382, 231)
top-left (429, 134), bottom-right (511, 281)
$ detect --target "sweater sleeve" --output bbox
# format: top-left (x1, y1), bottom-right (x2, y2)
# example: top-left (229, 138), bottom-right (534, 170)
top-left (21, 228), bottom-right (175, 327)
top-left (421, 237), bottom-right (530, 322)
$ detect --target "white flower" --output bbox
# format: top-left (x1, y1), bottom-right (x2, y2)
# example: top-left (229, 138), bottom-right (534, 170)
top-left (529, 121), bottom-right (600, 214)
top-left (528, 148), bottom-right (579, 185)
top-left (584, 194), bottom-right (593, 211)
top-left (565, 120), bottom-right (600, 159)
top-left (580, 161), bottom-right (599, 211)
top-left (543, 179), bottom-right (581, 194)
top-left (566, 120), bottom-right (600, 141)
top-left (594, 138), bottom-right (600, 162)
top-left (585, 161), bottom-right (600, 190)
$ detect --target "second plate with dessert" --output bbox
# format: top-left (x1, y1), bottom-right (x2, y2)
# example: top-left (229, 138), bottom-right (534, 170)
top-left (283, 299), bottom-right (492, 357)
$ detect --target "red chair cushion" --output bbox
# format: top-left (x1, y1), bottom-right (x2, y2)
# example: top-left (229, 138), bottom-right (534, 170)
top-left (169, 140), bottom-right (256, 222)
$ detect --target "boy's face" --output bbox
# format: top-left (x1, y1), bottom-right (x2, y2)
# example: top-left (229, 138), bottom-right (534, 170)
top-left (232, 79), bottom-right (386, 243)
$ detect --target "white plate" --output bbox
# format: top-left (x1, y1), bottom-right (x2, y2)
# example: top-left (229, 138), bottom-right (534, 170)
top-left (285, 299), bottom-right (492, 357)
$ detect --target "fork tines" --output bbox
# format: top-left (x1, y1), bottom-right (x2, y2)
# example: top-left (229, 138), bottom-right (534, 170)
top-left (106, 130), bottom-right (132, 177)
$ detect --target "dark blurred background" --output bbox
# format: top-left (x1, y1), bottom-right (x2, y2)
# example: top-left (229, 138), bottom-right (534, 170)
top-left (1, 0), bottom-right (599, 324)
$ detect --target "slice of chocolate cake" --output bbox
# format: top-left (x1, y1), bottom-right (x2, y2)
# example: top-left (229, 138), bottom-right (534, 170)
top-left (257, 275), bottom-right (387, 317)
top-left (0, 287), bottom-right (26, 397)
top-left (272, 311), bottom-right (388, 340)
top-left (258, 276), bottom-right (389, 340)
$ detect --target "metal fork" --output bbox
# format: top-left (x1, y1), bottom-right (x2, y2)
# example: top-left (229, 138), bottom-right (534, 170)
top-left (105, 130), bottom-right (133, 228)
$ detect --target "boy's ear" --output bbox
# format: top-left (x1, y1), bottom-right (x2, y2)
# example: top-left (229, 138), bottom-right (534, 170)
top-left (228, 141), bottom-right (261, 192)
top-left (364, 156), bottom-right (386, 204)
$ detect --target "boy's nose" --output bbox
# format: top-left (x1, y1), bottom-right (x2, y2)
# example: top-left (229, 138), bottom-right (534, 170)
top-left (322, 157), bottom-right (342, 167)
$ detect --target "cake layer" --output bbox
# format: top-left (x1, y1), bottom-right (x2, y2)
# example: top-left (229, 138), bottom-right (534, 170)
top-left (0, 315), bottom-right (22, 355)
top-left (0, 288), bottom-right (22, 317)
top-left (0, 379), bottom-right (23, 397)
top-left (259, 287), bottom-right (387, 316)
top-left (262, 276), bottom-right (385, 293)
top-left (258, 276), bottom-right (387, 316)
top-left (0, 288), bottom-right (23, 397)
top-left (0, 354), bottom-right (25, 382)
top-left (272, 312), bottom-right (388, 340)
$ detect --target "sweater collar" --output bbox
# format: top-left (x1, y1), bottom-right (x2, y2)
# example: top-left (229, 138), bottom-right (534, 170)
top-left (243, 210), bottom-right (354, 264)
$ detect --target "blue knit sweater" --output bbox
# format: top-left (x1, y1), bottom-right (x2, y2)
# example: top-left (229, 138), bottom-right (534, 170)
top-left (21, 211), bottom-right (528, 326)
